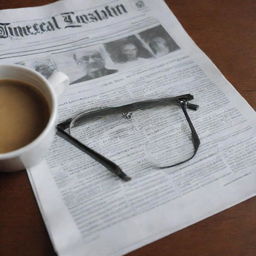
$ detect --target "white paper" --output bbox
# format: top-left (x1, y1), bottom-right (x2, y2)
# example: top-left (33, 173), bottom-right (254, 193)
top-left (1, 0), bottom-right (255, 255)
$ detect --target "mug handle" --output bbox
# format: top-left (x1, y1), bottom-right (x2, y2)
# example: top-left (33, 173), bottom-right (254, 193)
top-left (48, 71), bottom-right (70, 97)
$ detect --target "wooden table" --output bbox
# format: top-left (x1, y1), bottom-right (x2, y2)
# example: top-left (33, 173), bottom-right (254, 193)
top-left (0, 1), bottom-right (255, 255)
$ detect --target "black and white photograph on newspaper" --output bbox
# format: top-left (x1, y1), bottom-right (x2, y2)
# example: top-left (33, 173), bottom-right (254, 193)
top-left (104, 35), bottom-right (152, 68)
top-left (139, 25), bottom-right (180, 57)
top-left (16, 57), bottom-right (57, 79)
top-left (70, 47), bottom-right (118, 84)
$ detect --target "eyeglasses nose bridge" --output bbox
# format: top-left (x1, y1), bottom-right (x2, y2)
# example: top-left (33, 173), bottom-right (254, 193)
top-left (122, 112), bottom-right (133, 119)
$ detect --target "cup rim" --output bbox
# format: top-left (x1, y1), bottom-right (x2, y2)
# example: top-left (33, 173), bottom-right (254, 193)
top-left (0, 64), bottom-right (57, 159)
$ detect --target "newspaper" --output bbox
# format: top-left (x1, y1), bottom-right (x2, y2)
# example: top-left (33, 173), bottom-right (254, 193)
top-left (1, 0), bottom-right (255, 255)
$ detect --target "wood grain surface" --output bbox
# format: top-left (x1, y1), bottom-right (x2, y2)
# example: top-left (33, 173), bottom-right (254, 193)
top-left (0, 1), bottom-right (255, 256)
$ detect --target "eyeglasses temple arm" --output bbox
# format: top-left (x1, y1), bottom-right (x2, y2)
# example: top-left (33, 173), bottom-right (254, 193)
top-left (179, 99), bottom-right (200, 154)
top-left (159, 98), bottom-right (200, 169)
top-left (56, 124), bottom-right (131, 182)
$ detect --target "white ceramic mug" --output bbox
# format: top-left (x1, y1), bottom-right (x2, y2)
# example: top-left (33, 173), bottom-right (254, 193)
top-left (0, 64), bottom-right (69, 172)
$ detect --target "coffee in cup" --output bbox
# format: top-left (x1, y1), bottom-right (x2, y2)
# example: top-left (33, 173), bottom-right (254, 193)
top-left (0, 79), bottom-right (50, 153)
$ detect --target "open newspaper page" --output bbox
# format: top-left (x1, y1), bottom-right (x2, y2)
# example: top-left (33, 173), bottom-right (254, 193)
top-left (0, 0), bottom-right (255, 255)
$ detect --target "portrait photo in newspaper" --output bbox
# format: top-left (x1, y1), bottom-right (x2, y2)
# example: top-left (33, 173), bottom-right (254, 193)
top-left (104, 35), bottom-right (152, 67)
top-left (139, 25), bottom-right (180, 57)
top-left (16, 57), bottom-right (57, 79)
top-left (70, 47), bottom-right (118, 84)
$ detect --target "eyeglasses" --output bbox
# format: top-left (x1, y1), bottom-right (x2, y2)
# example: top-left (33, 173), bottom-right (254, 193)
top-left (57, 94), bottom-right (200, 181)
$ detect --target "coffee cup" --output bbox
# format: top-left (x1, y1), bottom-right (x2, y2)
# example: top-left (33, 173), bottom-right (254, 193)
top-left (0, 64), bottom-right (69, 172)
